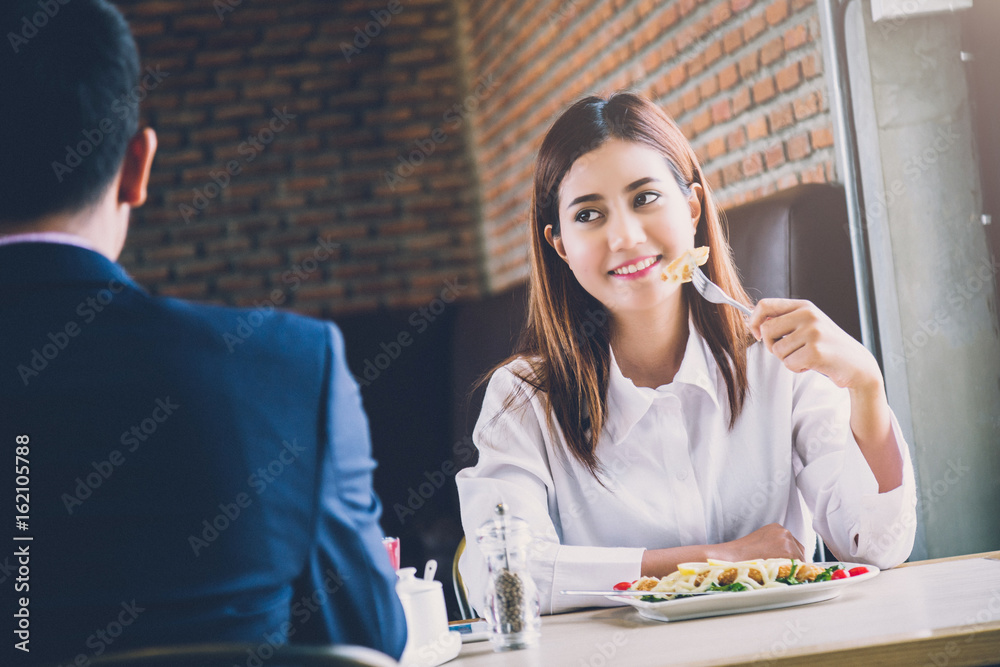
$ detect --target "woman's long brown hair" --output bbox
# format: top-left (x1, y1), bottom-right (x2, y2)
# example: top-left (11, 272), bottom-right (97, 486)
top-left (486, 92), bottom-right (755, 480)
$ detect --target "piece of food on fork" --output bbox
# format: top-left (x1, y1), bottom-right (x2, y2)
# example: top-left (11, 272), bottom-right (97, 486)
top-left (661, 246), bottom-right (710, 283)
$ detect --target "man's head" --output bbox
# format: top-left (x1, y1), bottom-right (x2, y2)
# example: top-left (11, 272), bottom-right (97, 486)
top-left (0, 0), bottom-right (156, 258)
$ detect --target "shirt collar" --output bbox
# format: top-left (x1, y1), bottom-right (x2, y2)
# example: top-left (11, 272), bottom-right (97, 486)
top-left (0, 231), bottom-right (98, 252)
top-left (604, 316), bottom-right (722, 446)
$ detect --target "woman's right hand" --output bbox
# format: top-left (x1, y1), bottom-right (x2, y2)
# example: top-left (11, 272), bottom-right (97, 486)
top-left (641, 523), bottom-right (807, 578)
top-left (716, 523), bottom-right (806, 562)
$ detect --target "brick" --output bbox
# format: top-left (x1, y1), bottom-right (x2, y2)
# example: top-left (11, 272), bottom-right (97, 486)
top-left (769, 103), bottom-right (795, 131)
top-left (175, 258), bottom-right (229, 279)
top-left (747, 116), bottom-right (769, 141)
top-left (243, 81), bottom-right (295, 100)
top-left (703, 40), bottom-right (723, 67)
top-left (752, 77), bottom-right (776, 104)
top-left (295, 282), bottom-right (347, 301)
top-left (305, 113), bottom-right (354, 131)
top-left (764, 143), bottom-right (786, 169)
top-left (724, 27), bottom-right (744, 54)
top-left (766, 0), bottom-right (790, 25)
top-left (723, 160), bottom-right (744, 184)
top-left (216, 275), bottom-right (263, 292)
top-left (792, 0), bottom-right (814, 11)
top-left (776, 62), bottom-right (802, 92)
top-left (185, 89), bottom-right (238, 106)
top-left (731, 86), bottom-right (752, 114)
top-left (732, 0), bottom-right (756, 11)
top-left (711, 99), bottom-right (732, 124)
top-left (172, 14), bottom-right (224, 32)
top-left (692, 109), bottom-right (713, 135)
top-left (284, 176), bottom-right (328, 192)
top-left (194, 50), bottom-right (244, 67)
top-left (688, 52), bottom-right (706, 77)
top-left (719, 63), bottom-right (740, 90)
top-left (793, 91), bottom-right (821, 120)
top-left (707, 136), bottom-right (727, 160)
top-left (761, 37), bottom-right (785, 66)
top-left (786, 133), bottom-right (812, 160)
top-left (739, 51), bottom-right (760, 78)
top-left (683, 88), bottom-right (702, 112)
top-left (742, 152), bottom-right (764, 177)
top-left (777, 172), bottom-right (800, 189)
top-left (668, 64), bottom-right (688, 89)
top-left (801, 162), bottom-right (827, 183)
top-left (214, 103), bottom-right (266, 121)
top-left (801, 53), bottom-right (823, 78)
top-left (700, 75), bottom-right (720, 99)
top-left (743, 14), bottom-right (766, 40)
top-left (145, 244), bottom-right (197, 262)
top-left (264, 23), bottom-right (314, 41)
top-left (712, 2), bottom-right (733, 26)
top-left (811, 126), bottom-right (834, 149)
top-left (784, 23), bottom-right (809, 51)
top-left (727, 127), bottom-right (747, 150)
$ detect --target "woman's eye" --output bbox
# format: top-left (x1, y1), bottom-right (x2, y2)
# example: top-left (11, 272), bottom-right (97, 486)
top-left (575, 208), bottom-right (601, 223)
top-left (634, 191), bottom-right (660, 207)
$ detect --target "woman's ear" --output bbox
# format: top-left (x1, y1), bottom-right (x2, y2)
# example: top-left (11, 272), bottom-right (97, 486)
top-left (544, 224), bottom-right (569, 262)
top-left (689, 182), bottom-right (704, 232)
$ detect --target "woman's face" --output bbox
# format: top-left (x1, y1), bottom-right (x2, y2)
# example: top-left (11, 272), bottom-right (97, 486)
top-left (546, 139), bottom-right (703, 318)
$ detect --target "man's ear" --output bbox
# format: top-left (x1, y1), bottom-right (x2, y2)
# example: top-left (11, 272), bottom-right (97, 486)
top-left (543, 224), bottom-right (568, 262)
top-left (118, 128), bottom-right (157, 208)
top-left (689, 182), bottom-right (704, 232)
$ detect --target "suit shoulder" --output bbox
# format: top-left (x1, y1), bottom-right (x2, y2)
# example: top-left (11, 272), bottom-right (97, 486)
top-left (149, 296), bottom-right (339, 357)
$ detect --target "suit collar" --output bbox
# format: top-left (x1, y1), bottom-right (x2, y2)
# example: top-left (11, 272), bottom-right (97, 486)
top-left (0, 242), bottom-right (140, 290)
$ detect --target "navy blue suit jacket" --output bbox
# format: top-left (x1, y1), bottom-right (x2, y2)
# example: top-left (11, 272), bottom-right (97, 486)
top-left (0, 243), bottom-right (406, 665)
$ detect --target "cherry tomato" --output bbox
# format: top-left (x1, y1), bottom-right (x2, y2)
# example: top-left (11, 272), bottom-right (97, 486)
top-left (831, 569), bottom-right (848, 580)
top-left (848, 566), bottom-right (869, 577)
top-left (613, 581), bottom-right (632, 591)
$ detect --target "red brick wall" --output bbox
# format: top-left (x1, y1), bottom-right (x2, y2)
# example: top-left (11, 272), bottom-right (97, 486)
top-left (114, 0), bottom-right (836, 309)
top-left (116, 0), bottom-right (484, 316)
top-left (461, 0), bottom-right (835, 291)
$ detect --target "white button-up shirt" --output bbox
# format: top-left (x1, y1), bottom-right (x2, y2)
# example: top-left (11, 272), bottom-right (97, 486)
top-left (457, 323), bottom-right (917, 615)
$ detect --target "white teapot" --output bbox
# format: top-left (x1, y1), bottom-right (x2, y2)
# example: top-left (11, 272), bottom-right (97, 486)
top-left (395, 560), bottom-right (462, 667)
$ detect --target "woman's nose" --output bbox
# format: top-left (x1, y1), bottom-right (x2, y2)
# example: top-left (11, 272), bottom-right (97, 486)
top-left (607, 210), bottom-right (646, 252)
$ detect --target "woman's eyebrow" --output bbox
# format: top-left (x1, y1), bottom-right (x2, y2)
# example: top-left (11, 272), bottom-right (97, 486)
top-left (563, 177), bottom-right (661, 211)
top-left (625, 176), bottom-right (659, 192)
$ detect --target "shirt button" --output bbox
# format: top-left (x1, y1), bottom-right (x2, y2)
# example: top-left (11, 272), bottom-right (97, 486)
top-left (677, 470), bottom-right (688, 481)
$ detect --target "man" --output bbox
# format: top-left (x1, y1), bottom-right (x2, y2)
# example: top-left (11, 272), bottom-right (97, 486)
top-left (0, 1), bottom-right (406, 664)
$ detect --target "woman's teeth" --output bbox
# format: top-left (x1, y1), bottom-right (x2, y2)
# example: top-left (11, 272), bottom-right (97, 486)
top-left (611, 256), bottom-right (660, 275)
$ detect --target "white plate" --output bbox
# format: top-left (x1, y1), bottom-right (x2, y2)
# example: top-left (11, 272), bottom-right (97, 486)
top-left (610, 562), bottom-right (879, 622)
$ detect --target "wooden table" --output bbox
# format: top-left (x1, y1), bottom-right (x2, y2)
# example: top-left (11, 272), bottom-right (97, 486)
top-left (450, 552), bottom-right (1000, 666)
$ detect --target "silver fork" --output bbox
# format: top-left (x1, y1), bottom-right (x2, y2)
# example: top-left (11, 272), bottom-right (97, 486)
top-left (691, 266), bottom-right (753, 317)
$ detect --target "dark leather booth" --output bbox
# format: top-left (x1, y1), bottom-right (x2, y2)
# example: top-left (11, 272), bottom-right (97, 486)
top-left (337, 182), bottom-right (858, 619)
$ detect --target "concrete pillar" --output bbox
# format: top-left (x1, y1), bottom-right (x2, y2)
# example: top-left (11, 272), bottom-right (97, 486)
top-left (845, 0), bottom-right (1000, 559)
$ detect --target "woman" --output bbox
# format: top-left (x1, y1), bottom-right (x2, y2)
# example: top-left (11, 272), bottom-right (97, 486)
top-left (456, 92), bottom-right (916, 615)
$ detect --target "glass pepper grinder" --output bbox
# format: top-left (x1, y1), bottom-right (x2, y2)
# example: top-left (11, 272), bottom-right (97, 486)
top-left (476, 502), bottom-right (541, 651)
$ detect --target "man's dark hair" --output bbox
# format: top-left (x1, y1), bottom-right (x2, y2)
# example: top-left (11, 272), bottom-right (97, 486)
top-left (0, 0), bottom-right (141, 225)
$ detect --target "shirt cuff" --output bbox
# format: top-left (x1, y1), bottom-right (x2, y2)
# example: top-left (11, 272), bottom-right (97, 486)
top-left (847, 412), bottom-right (917, 568)
top-left (547, 544), bottom-right (645, 614)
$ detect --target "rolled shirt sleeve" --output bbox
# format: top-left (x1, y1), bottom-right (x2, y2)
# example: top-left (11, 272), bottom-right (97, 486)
top-left (791, 369), bottom-right (917, 569)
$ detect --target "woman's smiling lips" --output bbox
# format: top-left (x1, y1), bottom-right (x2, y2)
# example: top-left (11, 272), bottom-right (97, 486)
top-left (608, 254), bottom-right (663, 279)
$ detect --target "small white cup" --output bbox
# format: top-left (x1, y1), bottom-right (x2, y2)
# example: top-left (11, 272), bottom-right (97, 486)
top-left (395, 561), bottom-right (462, 667)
